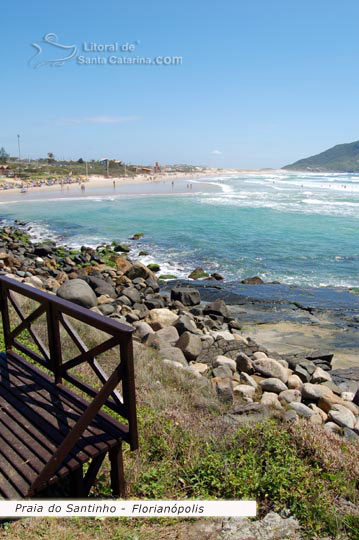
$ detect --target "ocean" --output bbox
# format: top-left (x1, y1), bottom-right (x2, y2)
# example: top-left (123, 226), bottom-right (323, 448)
top-left (1, 171), bottom-right (359, 289)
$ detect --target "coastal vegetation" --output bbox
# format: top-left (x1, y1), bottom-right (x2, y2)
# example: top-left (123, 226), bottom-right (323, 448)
top-left (284, 140), bottom-right (359, 172)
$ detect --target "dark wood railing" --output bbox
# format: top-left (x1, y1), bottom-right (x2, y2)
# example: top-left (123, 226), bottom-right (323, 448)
top-left (0, 275), bottom-right (138, 497)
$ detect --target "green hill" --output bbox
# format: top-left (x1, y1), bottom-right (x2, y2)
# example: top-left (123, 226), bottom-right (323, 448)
top-left (283, 140), bottom-right (359, 172)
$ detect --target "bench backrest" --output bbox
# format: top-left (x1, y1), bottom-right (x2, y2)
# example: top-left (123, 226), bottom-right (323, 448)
top-left (0, 275), bottom-right (138, 450)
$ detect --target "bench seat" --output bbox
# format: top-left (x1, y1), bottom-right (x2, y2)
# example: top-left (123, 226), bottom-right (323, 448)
top-left (0, 352), bottom-right (129, 499)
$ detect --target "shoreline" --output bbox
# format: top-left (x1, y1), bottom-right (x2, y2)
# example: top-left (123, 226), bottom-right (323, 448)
top-left (0, 168), bottom-right (291, 200)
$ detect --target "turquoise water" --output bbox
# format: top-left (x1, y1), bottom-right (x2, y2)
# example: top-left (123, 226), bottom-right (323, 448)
top-left (1, 171), bottom-right (359, 287)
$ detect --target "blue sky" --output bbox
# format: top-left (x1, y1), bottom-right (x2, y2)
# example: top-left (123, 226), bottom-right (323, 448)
top-left (1, 0), bottom-right (358, 168)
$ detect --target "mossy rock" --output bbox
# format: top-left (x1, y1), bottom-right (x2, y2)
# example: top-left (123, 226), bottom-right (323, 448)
top-left (147, 263), bottom-right (160, 272)
top-left (139, 250), bottom-right (148, 256)
top-left (113, 243), bottom-right (130, 253)
top-left (159, 274), bottom-right (177, 280)
top-left (132, 233), bottom-right (144, 240)
top-left (188, 267), bottom-right (209, 279)
top-left (55, 247), bottom-right (69, 258)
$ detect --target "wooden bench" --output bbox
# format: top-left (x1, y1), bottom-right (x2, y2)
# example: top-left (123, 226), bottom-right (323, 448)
top-left (0, 276), bottom-right (138, 499)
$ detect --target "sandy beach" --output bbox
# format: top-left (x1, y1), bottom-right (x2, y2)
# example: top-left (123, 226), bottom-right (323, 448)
top-left (0, 168), bottom-right (288, 201)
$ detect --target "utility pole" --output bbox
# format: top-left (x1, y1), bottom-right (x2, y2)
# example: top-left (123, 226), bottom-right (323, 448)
top-left (106, 159), bottom-right (109, 177)
top-left (17, 134), bottom-right (21, 160)
top-left (85, 161), bottom-right (88, 180)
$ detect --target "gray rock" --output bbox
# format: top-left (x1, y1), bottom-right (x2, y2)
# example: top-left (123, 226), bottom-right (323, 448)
top-left (213, 365), bottom-right (233, 378)
top-left (261, 392), bottom-right (283, 410)
top-left (253, 358), bottom-right (288, 383)
top-left (57, 279), bottom-right (97, 308)
top-left (324, 421), bottom-right (342, 435)
top-left (98, 304), bottom-right (115, 316)
top-left (173, 314), bottom-right (198, 335)
top-left (145, 308), bottom-right (178, 330)
top-left (219, 512), bottom-right (301, 540)
top-left (343, 427), bottom-right (359, 442)
top-left (279, 389), bottom-right (302, 404)
top-left (301, 383), bottom-right (332, 401)
top-left (215, 377), bottom-right (233, 403)
top-left (233, 384), bottom-right (256, 399)
top-left (211, 330), bottom-right (235, 341)
top-left (155, 325), bottom-right (179, 345)
top-left (236, 352), bottom-right (253, 374)
top-left (260, 378), bottom-right (288, 394)
top-left (203, 299), bottom-right (229, 319)
top-left (133, 321), bottom-right (154, 340)
top-left (170, 287), bottom-right (200, 306)
top-left (125, 261), bottom-right (155, 280)
top-left (288, 402), bottom-right (314, 418)
top-left (123, 287), bottom-right (141, 304)
top-left (240, 372), bottom-right (258, 389)
top-left (311, 367), bottom-right (332, 384)
top-left (294, 364), bottom-right (311, 382)
top-left (117, 294), bottom-right (132, 306)
top-left (175, 331), bottom-right (202, 361)
top-left (144, 333), bottom-right (168, 350)
top-left (158, 346), bottom-right (188, 366)
top-left (328, 405), bottom-right (355, 429)
top-left (214, 355), bottom-right (237, 373)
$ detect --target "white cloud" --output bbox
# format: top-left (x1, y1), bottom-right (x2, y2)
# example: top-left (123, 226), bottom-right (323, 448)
top-left (59, 115), bottom-right (141, 125)
top-left (211, 149), bottom-right (222, 155)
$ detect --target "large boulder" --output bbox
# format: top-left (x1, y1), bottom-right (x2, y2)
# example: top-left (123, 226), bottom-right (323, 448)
top-left (253, 357), bottom-right (288, 383)
top-left (301, 383), bottom-right (333, 401)
top-left (125, 261), bottom-right (156, 281)
top-left (175, 331), bottom-right (202, 361)
top-left (289, 402), bottom-right (314, 419)
top-left (260, 378), bottom-right (288, 394)
top-left (173, 314), bottom-right (198, 335)
top-left (203, 299), bottom-right (229, 319)
top-left (170, 287), bottom-right (201, 306)
top-left (155, 326), bottom-right (180, 346)
top-left (115, 256), bottom-right (133, 273)
top-left (328, 404), bottom-right (356, 429)
top-left (158, 347), bottom-right (188, 366)
top-left (145, 308), bottom-right (178, 330)
top-left (123, 287), bottom-right (141, 304)
top-left (57, 279), bottom-right (97, 309)
top-left (133, 321), bottom-right (154, 340)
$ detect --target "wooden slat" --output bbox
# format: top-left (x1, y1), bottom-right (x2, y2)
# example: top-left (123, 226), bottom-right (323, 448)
top-left (5, 355), bottom-right (115, 455)
top-left (0, 469), bottom-right (21, 499)
top-left (1, 360), bottom-right (103, 460)
top-left (0, 400), bottom-right (79, 484)
top-left (0, 419), bottom-right (44, 474)
top-left (0, 437), bottom-right (33, 496)
top-left (0, 380), bottom-right (85, 469)
top-left (7, 352), bottom-right (129, 442)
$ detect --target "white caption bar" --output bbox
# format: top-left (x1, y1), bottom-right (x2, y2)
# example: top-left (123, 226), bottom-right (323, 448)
top-left (0, 500), bottom-right (256, 518)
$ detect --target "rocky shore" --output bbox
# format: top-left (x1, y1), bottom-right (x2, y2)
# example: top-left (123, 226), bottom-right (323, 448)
top-left (1, 224), bottom-right (359, 443)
